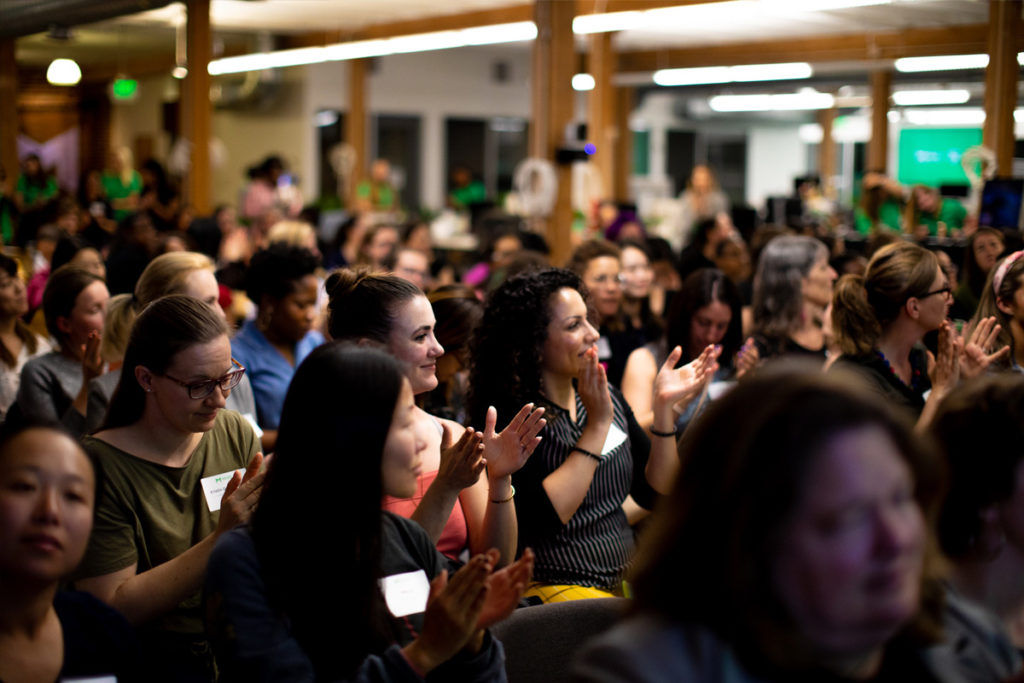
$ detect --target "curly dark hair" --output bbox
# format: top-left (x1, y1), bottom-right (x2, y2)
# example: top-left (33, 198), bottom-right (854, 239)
top-left (245, 243), bottom-right (319, 306)
top-left (467, 267), bottom-right (586, 430)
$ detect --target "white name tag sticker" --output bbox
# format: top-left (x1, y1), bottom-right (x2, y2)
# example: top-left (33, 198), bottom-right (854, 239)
top-left (601, 423), bottom-right (628, 455)
top-left (379, 570), bottom-right (431, 618)
top-left (201, 469), bottom-right (243, 513)
top-left (62, 677), bottom-right (117, 683)
top-left (596, 336), bottom-right (612, 360)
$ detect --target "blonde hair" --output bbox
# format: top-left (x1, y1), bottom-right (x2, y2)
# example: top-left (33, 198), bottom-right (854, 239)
top-left (101, 293), bottom-right (134, 363)
top-left (268, 220), bottom-right (316, 251)
top-left (135, 251), bottom-right (215, 308)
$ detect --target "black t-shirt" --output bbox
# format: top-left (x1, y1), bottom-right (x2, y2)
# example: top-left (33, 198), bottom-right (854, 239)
top-left (55, 590), bottom-right (143, 681)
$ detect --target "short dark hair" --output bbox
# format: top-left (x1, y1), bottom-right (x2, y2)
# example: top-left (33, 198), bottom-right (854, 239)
top-left (245, 243), bottom-right (319, 305)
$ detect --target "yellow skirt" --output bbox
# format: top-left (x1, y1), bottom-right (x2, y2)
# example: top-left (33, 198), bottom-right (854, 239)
top-left (522, 581), bottom-right (629, 603)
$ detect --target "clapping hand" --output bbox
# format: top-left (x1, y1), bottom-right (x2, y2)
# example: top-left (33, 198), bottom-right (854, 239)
top-left (654, 344), bottom-right (720, 414)
top-left (437, 424), bottom-right (485, 493)
top-left (481, 404), bottom-right (546, 480)
top-left (960, 316), bottom-right (1010, 380)
top-left (578, 346), bottom-right (612, 426)
top-left (928, 320), bottom-right (961, 397)
top-left (478, 548), bottom-right (534, 629)
top-left (735, 337), bottom-right (760, 379)
top-left (218, 452), bottom-right (266, 533)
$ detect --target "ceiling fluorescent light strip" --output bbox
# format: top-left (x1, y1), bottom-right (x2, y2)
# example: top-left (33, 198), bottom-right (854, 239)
top-left (709, 91), bottom-right (834, 112)
top-left (654, 62), bottom-right (811, 87)
top-left (891, 89), bottom-right (971, 106)
top-left (902, 108), bottom-right (985, 125)
top-left (894, 54), bottom-right (989, 72)
top-left (574, 0), bottom-right (891, 34)
top-left (209, 21), bottom-right (537, 75)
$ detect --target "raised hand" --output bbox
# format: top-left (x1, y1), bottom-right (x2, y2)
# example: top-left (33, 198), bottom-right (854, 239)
top-left (735, 337), bottom-right (760, 379)
top-left (405, 554), bottom-right (492, 674)
top-left (80, 330), bottom-right (104, 382)
top-left (960, 316), bottom-right (1010, 380)
top-left (653, 344), bottom-right (720, 414)
top-left (928, 320), bottom-right (961, 397)
top-left (437, 424), bottom-right (485, 493)
top-left (578, 346), bottom-right (612, 426)
top-left (482, 404), bottom-right (546, 480)
top-left (217, 452), bottom-right (265, 533)
top-left (478, 548), bottom-right (534, 629)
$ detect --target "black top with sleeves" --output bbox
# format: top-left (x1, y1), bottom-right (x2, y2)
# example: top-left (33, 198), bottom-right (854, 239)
top-left (514, 385), bottom-right (657, 590)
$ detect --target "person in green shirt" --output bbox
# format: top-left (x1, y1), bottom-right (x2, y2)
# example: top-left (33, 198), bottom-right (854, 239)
top-left (354, 158), bottom-right (399, 213)
top-left (101, 147), bottom-right (142, 223)
top-left (853, 172), bottom-right (903, 236)
top-left (14, 154), bottom-right (58, 214)
top-left (75, 295), bottom-right (264, 682)
top-left (448, 165), bottom-right (487, 210)
top-left (905, 184), bottom-right (967, 239)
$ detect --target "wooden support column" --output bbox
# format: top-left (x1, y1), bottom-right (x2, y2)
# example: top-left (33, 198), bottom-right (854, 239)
top-left (982, 0), bottom-right (1021, 177)
top-left (531, 0), bottom-right (576, 266)
top-left (587, 33), bottom-right (616, 202)
top-left (346, 59), bottom-right (368, 208)
top-left (613, 86), bottom-right (633, 202)
top-left (0, 39), bottom-right (18, 192)
top-left (867, 70), bottom-right (891, 174)
top-left (184, 0), bottom-right (212, 215)
top-left (817, 107), bottom-right (837, 199)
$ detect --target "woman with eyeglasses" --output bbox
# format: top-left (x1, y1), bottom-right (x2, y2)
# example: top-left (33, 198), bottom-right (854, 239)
top-left (829, 241), bottom-right (972, 429)
top-left (566, 240), bottom-right (641, 388)
top-left (75, 295), bottom-right (264, 682)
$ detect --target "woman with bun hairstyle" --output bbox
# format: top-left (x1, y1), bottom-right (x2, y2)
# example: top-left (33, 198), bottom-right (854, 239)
top-left (326, 267), bottom-right (546, 567)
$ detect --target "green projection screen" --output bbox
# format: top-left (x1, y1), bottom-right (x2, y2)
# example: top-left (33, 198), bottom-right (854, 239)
top-left (897, 128), bottom-right (982, 186)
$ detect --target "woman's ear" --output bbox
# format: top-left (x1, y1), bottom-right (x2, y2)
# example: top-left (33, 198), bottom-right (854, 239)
top-left (904, 297), bottom-right (921, 321)
top-left (135, 365), bottom-right (155, 393)
top-left (996, 298), bottom-right (1015, 317)
top-left (55, 315), bottom-right (72, 336)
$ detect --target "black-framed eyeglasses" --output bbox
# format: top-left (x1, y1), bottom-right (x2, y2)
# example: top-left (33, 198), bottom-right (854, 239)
top-left (920, 286), bottom-right (952, 300)
top-left (162, 358), bottom-right (246, 399)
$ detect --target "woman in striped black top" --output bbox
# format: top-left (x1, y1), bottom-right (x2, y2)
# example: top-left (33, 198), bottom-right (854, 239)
top-left (468, 268), bottom-right (718, 601)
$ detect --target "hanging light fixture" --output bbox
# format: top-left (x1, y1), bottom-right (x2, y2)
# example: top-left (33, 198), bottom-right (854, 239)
top-left (46, 58), bottom-right (81, 86)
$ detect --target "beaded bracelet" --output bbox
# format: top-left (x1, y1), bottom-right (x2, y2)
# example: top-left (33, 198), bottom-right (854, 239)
top-left (490, 485), bottom-right (515, 504)
top-left (572, 446), bottom-right (604, 462)
top-left (649, 426), bottom-right (679, 438)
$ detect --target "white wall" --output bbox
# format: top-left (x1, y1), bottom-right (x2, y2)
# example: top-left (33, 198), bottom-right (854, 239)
top-left (745, 125), bottom-right (807, 209)
top-left (308, 44), bottom-right (532, 209)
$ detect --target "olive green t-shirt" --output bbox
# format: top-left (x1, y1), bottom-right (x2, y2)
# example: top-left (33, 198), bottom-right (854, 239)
top-left (77, 409), bottom-right (258, 636)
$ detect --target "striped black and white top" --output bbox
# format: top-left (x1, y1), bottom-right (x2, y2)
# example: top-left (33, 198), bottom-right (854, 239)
top-left (513, 386), bottom-right (657, 590)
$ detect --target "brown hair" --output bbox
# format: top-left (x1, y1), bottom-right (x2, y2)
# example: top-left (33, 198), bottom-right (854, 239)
top-left (325, 266), bottom-right (422, 344)
top-left (630, 365), bottom-right (945, 675)
top-left (0, 255), bottom-right (38, 368)
top-left (830, 242), bottom-right (938, 355)
top-left (42, 265), bottom-right (105, 350)
top-left (970, 252), bottom-right (1024, 370)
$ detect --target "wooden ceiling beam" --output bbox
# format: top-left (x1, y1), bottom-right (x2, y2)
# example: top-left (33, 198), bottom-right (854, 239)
top-left (617, 23), bottom-right (1022, 71)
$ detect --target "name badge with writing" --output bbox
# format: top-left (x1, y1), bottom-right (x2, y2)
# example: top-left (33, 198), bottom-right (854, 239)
top-left (601, 423), bottom-right (628, 455)
top-left (379, 570), bottom-right (430, 618)
top-left (201, 469), bottom-right (243, 513)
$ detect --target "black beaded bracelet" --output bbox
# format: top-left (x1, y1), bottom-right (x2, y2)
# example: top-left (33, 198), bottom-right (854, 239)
top-left (572, 446), bottom-right (604, 462)
top-left (649, 426), bottom-right (679, 438)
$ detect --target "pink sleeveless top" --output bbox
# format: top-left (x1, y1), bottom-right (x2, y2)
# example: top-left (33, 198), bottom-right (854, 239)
top-left (382, 469), bottom-right (470, 561)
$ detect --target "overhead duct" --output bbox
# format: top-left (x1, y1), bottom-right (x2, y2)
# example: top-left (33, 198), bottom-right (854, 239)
top-left (0, 0), bottom-right (176, 38)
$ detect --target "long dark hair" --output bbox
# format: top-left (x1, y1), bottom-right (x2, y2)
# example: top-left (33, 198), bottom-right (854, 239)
top-left (250, 343), bottom-right (401, 679)
top-left (666, 268), bottom-right (742, 367)
top-left (101, 295), bottom-right (228, 431)
top-left (0, 255), bottom-right (38, 368)
top-left (631, 366), bottom-right (945, 676)
top-left (467, 267), bottom-right (585, 429)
